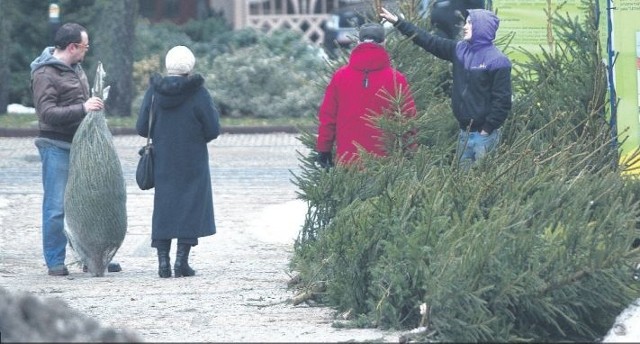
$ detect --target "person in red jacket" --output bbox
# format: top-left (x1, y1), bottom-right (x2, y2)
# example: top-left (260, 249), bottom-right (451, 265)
top-left (315, 23), bottom-right (417, 167)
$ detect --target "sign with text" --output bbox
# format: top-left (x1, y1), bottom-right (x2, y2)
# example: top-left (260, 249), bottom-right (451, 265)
top-left (494, 0), bottom-right (640, 165)
top-left (612, 0), bottom-right (640, 157)
top-left (492, 0), bottom-right (587, 62)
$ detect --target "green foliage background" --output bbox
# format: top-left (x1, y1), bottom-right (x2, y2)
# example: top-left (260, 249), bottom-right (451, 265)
top-left (131, 20), bottom-right (325, 119)
top-left (1, 1), bottom-right (324, 120)
top-left (203, 28), bottom-right (324, 118)
top-left (131, 17), bottom-right (325, 119)
top-left (290, 0), bottom-right (640, 342)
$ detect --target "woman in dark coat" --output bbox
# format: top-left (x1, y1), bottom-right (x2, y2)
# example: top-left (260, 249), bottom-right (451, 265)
top-left (136, 45), bottom-right (220, 278)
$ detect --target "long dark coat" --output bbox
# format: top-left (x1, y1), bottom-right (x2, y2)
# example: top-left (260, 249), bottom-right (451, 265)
top-left (136, 73), bottom-right (220, 241)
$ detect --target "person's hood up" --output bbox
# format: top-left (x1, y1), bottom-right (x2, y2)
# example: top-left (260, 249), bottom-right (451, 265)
top-left (348, 42), bottom-right (391, 72)
top-left (468, 9), bottom-right (499, 48)
top-left (29, 47), bottom-right (70, 76)
top-left (455, 9), bottom-right (509, 69)
top-left (150, 73), bottom-right (205, 109)
top-left (347, 42), bottom-right (391, 88)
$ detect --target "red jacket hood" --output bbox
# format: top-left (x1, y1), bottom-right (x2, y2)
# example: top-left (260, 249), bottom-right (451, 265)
top-left (348, 42), bottom-right (391, 72)
top-left (315, 42), bottom-right (416, 164)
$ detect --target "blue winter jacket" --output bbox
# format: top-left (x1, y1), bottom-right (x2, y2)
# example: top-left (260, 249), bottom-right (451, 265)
top-left (395, 9), bottom-right (512, 133)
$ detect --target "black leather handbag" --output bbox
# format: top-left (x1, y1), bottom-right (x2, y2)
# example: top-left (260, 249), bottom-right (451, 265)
top-left (136, 96), bottom-right (155, 190)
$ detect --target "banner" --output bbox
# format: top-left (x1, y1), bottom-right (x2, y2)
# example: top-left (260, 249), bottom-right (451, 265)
top-left (612, 0), bottom-right (640, 160)
top-left (493, 0), bottom-right (640, 166)
top-left (492, 0), bottom-right (585, 62)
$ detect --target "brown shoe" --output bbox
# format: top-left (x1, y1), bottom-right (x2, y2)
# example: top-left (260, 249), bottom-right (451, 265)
top-left (48, 265), bottom-right (69, 276)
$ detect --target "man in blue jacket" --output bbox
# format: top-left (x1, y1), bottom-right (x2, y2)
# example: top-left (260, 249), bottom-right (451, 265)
top-left (380, 7), bottom-right (511, 170)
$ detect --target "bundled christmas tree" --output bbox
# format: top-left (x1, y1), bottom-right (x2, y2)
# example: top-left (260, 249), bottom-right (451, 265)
top-left (291, 0), bottom-right (640, 341)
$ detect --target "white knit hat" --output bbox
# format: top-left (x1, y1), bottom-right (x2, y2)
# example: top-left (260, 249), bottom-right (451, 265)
top-left (165, 45), bottom-right (195, 75)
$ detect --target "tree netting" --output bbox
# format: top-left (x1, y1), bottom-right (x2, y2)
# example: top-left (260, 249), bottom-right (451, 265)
top-left (64, 108), bottom-right (127, 277)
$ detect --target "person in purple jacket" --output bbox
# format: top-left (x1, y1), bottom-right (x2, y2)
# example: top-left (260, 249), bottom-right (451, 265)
top-left (380, 7), bottom-right (512, 171)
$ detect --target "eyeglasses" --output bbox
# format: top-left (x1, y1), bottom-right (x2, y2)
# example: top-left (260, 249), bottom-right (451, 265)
top-left (74, 43), bottom-right (90, 50)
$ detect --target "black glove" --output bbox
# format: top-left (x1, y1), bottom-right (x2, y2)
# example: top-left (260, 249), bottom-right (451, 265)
top-left (316, 151), bottom-right (334, 169)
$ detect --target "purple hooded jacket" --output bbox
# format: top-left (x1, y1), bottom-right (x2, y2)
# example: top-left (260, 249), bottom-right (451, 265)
top-left (395, 9), bottom-right (512, 134)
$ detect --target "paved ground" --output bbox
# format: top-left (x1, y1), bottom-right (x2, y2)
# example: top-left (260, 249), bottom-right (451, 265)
top-left (0, 133), bottom-right (403, 342)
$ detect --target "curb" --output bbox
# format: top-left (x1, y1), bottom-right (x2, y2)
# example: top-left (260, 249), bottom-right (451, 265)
top-left (0, 126), bottom-right (316, 137)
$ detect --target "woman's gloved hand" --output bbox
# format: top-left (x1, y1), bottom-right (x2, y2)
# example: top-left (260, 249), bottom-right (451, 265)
top-left (316, 151), bottom-right (334, 169)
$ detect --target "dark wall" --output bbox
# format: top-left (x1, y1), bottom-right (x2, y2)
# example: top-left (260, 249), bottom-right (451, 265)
top-left (139, 0), bottom-right (211, 24)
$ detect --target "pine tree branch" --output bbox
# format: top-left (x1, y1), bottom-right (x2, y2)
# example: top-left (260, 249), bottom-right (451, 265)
top-left (537, 270), bottom-right (587, 295)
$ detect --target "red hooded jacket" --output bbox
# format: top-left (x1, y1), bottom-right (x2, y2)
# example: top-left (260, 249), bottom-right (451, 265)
top-left (316, 42), bottom-right (416, 164)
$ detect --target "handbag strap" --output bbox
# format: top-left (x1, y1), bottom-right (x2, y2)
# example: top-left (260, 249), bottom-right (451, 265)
top-left (146, 94), bottom-right (155, 147)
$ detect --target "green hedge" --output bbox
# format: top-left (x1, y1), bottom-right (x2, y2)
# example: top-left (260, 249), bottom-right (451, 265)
top-left (133, 24), bottom-right (325, 119)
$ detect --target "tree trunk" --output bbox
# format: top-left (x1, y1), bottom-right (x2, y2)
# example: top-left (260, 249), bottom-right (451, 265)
top-left (0, 0), bottom-right (11, 114)
top-left (95, 0), bottom-right (138, 117)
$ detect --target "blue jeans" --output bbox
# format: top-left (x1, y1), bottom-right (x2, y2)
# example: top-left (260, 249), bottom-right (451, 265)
top-left (35, 139), bottom-right (71, 269)
top-left (456, 129), bottom-right (501, 171)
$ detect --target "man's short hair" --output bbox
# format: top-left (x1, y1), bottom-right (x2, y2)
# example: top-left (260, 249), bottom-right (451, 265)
top-left (54, 23), bottom-right (87, 50)
top-left (359, 23), bottom-right (385, 43)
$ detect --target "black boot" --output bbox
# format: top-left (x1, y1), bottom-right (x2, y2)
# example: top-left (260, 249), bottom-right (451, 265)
top-left (156, 240), bottom-right (172, 278)
top-left (174, 244), bottom-right (196, 277)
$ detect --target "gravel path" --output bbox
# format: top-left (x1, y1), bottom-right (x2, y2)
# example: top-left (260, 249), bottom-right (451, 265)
top-left (0, 134), bottom-right (402, 342)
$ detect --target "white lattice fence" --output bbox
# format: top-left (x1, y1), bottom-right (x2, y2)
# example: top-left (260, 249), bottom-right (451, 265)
top-left (246, 14), bottom-right (329, 45)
